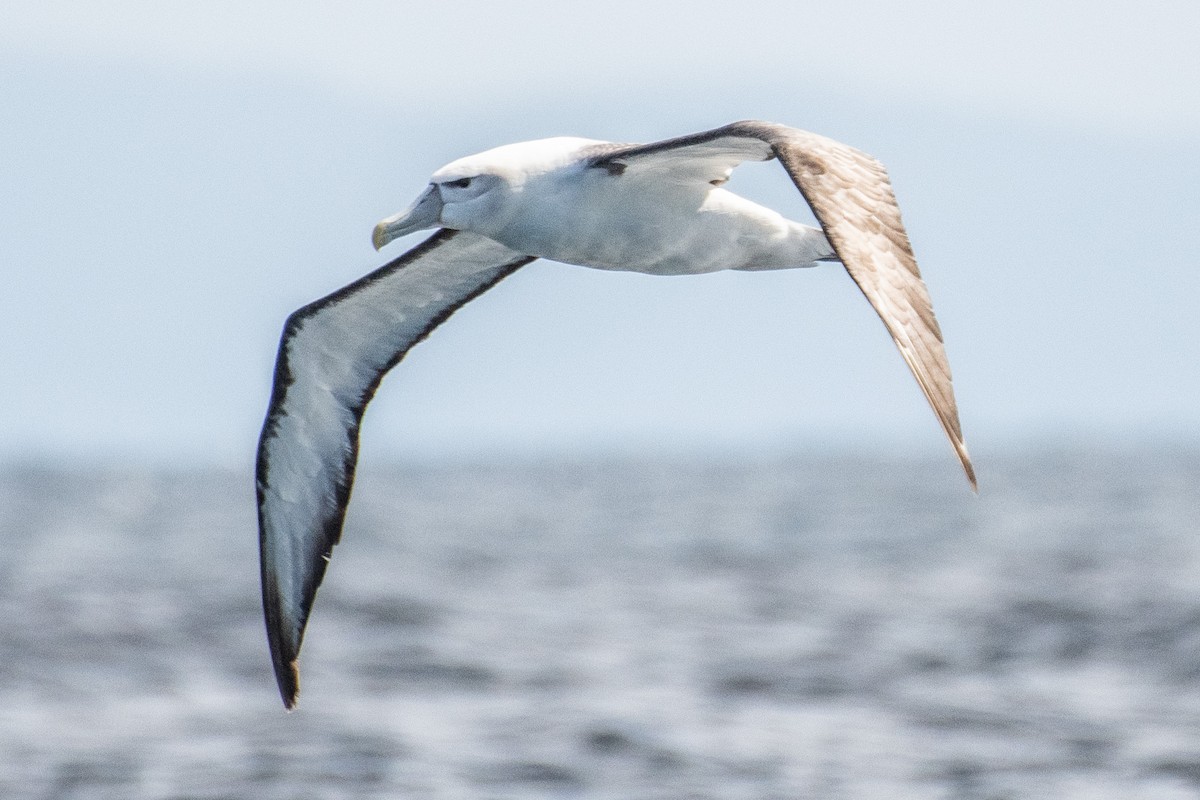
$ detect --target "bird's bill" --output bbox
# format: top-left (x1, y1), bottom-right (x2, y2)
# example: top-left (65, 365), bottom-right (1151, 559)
top-left (372, 185), bottom-right (443, 250)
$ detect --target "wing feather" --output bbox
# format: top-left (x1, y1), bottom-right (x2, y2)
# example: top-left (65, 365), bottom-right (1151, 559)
top-left (588, 127), bottom-right (773, 183)
top-left (595, 121), bottom-right (975, 488)
top-left (756, 123), bottom-right (975, 490)
top-left (256, 229), bottom-right (535, 707)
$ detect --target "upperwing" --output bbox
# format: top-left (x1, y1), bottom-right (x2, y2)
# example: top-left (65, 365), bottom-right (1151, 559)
top-left (588, 126), bottom-right (774, 184)
top-left (256, 229), bottom-right (535, 707)
top-left (595, 121), bottom-right (975, 489)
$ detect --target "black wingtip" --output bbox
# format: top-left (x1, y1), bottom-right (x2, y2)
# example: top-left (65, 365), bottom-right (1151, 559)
top-left (264, 608), bottom-right (303, 709)
top-left (277, 658), bottom-right (300, 710)
top-left (261, 574), bottom-right (304, 709)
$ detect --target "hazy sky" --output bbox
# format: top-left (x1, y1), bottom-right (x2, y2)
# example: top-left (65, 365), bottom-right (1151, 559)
top-left (2, 2), bottom-right (1198, 472)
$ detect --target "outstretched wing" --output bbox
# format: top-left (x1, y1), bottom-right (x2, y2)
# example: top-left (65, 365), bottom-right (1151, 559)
top-left (592, 121), bottom-right (975, 489)
top-left (257, 229), bottom-right (535, 708)
top-left (588, 126), bottom-right (774, 183)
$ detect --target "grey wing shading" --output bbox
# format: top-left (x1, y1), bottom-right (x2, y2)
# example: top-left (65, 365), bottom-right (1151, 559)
top-left (588, 126), bottom-right (775, 183)
top-left (592, 121), bottom-right (975, 489)
top-left (256, 229), bottom-right (536, 708)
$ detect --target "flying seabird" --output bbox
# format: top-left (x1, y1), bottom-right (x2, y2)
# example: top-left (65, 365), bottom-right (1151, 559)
top-left (257, 120), bottom-right (975, 708)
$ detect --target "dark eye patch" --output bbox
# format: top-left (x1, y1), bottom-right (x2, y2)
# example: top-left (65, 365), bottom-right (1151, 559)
top-left (444, 177), bottom-right (472, 189)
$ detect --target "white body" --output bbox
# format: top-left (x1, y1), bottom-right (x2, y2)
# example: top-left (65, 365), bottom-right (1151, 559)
top-left (430, 137), bottom-right (834, 275)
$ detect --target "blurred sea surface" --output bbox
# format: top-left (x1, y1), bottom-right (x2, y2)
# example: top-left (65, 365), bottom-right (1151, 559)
top-left (3, 445), bottom-right (1200, 799)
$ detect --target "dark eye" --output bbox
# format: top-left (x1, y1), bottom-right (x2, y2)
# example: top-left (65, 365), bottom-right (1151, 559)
top-left (445, 177), bottom-right (472, 189)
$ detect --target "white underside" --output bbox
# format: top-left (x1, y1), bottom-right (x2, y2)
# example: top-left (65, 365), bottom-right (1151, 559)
top-left (448, 156), bottom-right (835, 276)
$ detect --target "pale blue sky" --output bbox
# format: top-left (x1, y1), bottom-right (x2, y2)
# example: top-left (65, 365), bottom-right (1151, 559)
top-left (2, 1), bottom-right (1197, 471)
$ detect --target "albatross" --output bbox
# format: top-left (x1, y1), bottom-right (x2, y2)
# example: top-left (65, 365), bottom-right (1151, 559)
top-left (257, 120), bottom-right (975, 708)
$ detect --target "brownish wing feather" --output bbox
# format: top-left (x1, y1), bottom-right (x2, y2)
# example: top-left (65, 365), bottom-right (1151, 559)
top-left (746, 122), bottom-right (975, 489)
top-left (598, 121), bottom-right (975, 488)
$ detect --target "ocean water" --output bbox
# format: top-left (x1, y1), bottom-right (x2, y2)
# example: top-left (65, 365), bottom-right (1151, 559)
top-left (2, 446), bottom-right (1200, 799)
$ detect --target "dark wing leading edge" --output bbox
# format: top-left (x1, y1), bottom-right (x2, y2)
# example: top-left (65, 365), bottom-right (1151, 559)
top-left (588, 127), bottom-right (775, 183)
top-left (257, 229), bottom-right (535, 708)
top-left (591, 122), bottom-right (975, 490)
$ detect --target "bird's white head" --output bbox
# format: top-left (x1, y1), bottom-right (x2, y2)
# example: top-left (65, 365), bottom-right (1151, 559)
top-left (372, 137), bottom-right (605, 251)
